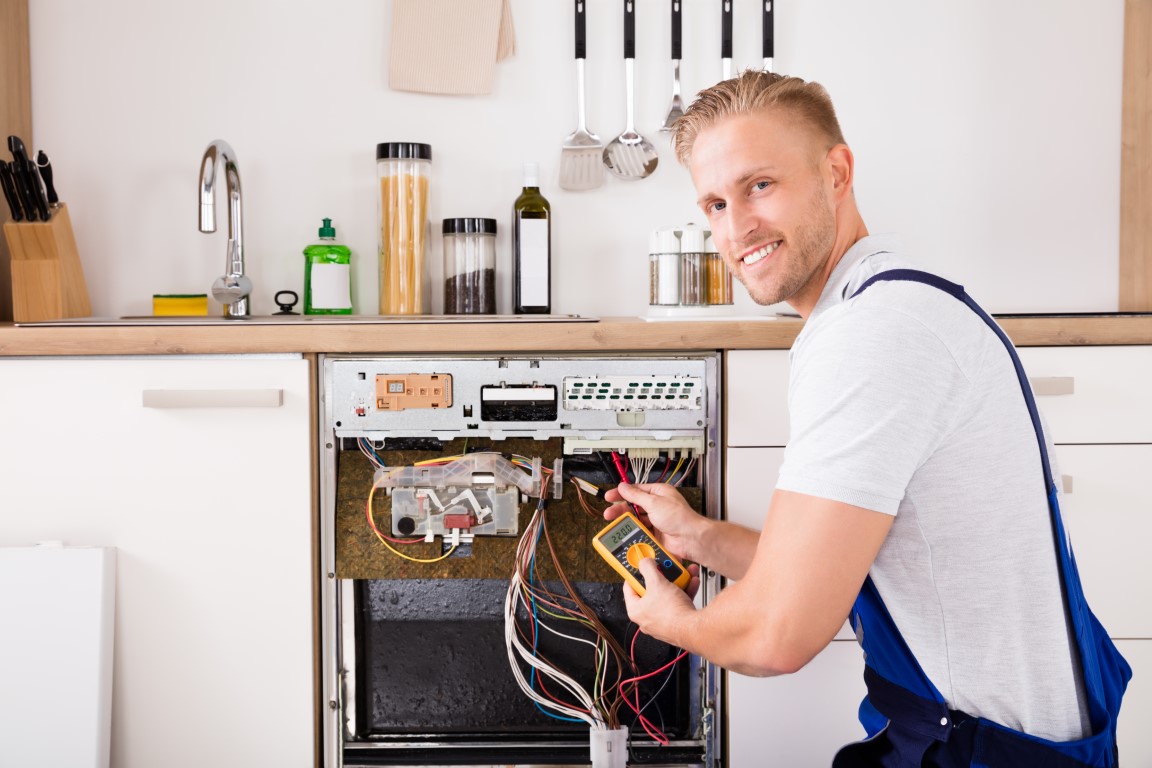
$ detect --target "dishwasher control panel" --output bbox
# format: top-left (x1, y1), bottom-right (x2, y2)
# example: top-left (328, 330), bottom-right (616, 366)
top-left (323, 355), bottom-right (717, 439)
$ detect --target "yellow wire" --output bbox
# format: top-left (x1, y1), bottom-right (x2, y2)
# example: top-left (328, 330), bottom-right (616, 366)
top-left (367, 482), bottom-right (458, 563)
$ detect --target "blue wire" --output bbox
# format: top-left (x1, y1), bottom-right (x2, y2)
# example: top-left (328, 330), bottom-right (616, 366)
top-left (527, 509), bottom-right (583, 724)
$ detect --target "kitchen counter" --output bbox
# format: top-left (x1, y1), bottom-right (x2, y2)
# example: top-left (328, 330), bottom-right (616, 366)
top-left (2, 315), bottom-right (1152, 356)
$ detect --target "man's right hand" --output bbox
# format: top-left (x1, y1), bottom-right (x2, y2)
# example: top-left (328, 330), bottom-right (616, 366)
top-left (603, 482), bottom-right (706, 564)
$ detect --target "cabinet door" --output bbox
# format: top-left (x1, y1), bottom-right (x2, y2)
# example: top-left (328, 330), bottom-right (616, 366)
top-left (1115, 639), bottom-right (1152, 766)
top-left (727, 640), bottom-right (866, 768)
top-left (0, 356), bottom-right (314, 768)
top-left (1016, 346), bottom-right (1152, 443)
top-left (1052, 445), bottom-right (1152, 638)
top-left (726, 350), bottom-right (790, 447)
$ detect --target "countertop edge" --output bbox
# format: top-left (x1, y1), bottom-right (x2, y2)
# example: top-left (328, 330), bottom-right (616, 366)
top-left (1, 316), bottom-right (1152, 356)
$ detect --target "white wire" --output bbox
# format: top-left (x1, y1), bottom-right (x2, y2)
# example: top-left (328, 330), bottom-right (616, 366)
top-left (504, 506), bottom-right (608, 729)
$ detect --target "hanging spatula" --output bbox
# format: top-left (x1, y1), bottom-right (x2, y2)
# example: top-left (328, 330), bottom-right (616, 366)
top-left (660, 0), bottom-right (685, 132)
top-left (559, 0), bottom-right (605, 191)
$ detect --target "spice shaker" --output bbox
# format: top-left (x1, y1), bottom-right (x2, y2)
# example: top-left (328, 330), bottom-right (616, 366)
top-left (377, 142), bottom-right (431, 314)
top-left (443, 218), bottom-right (497, 314)
top-left (680, 226), bottom-right (707, 306)
top-left (649, 228), bottom-right (681, 306)
top-left (704, 232), bottom-right (732, 305)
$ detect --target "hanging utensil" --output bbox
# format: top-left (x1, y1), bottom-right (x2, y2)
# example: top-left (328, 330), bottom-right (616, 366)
top-left (604, 0), bottom-right (658, 180)
top-left (559, 0), bottom-right (605, 191)
top-left (722, 0), bottom-right (733, 80)
top-left (659, 0), bottom-right (685, 132)
top-left (762, 0), bottom-right (775, 71)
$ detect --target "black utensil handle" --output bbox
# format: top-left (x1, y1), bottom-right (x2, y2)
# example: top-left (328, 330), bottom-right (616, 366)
top-left (671, 0), bottom-right (682, 60)
top-left (36, 150), bottom-right (58, 205)
top-left (0, 161), bottom-right (25, 221)
top-left (575, 0), bottom-right (586, 60)
top-left (721, 0), bottom-right (733, 59)
top-left (624, 0), bottom-right (635, 60)
top-left (763, 0), bottom-right (775, 59)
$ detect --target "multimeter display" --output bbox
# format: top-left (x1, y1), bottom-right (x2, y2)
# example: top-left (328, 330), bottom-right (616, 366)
top-left (592, 511), bottom-right (691, 596)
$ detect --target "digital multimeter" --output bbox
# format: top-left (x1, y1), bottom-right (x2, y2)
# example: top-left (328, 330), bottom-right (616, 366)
top-left (592, 511), bottom-right (691, 596)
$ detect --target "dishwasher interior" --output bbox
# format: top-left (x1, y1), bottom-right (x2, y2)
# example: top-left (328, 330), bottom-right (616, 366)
top-left (319, 353), bottom-right (723, 767)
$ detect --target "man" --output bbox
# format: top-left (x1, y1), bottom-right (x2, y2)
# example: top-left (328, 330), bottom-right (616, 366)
top-left (605, 70), bottom-right (1128, 766)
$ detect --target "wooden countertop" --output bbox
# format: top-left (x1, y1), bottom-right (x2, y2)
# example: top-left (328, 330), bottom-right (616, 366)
top-left (1, 315), bottom-right (1152, 356)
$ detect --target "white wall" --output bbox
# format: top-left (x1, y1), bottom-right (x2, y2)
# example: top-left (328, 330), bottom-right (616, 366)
top-left (28, 0), bottom-right (1123, 318)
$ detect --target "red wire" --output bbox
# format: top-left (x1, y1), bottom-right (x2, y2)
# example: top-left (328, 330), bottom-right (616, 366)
top-left (617, 629), bottom-right (688, 744)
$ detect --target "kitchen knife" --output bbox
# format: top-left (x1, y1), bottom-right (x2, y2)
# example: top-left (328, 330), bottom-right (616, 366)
top-left (0, 161), bottom-right (25, 221)
top-left (721, 0), bottom-right (733, 80)
top-left (7, 136), bottom-right (40, 221)
top-left (36, 150), bottom-right (59, 206)
top-left (762, 0), bottom-right (774, 71)
top-left (23, 157), bottom-right (50, 220)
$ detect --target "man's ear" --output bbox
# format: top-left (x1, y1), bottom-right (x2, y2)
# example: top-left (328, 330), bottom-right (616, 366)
top-left (826, 144), bottom-right (854, 200)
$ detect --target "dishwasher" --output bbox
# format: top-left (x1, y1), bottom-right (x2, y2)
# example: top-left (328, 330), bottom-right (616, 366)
top-left (318, 353), bottom-right (724, 767)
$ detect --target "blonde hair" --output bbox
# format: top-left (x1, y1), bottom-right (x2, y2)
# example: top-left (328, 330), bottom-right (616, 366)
top-left (673, 70), bottom-right (846, 166)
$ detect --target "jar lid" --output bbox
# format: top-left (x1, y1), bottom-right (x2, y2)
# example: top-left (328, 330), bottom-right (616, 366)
top-left (680, 226), bottom-right (707, 253)
top-left (649, 228), bottom-right (680, 254)
top-left (377, 142), bottom-right (432, 161)
top-left (704, 231), bottom-right (718, 254)
top-left (443, 217), bottom-right (497, 235)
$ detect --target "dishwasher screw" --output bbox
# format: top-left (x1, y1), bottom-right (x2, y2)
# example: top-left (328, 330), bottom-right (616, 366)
top-left (329, 700), bottom-right (338, 710)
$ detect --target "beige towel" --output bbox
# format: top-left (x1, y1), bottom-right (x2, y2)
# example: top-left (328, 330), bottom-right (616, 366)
top-left (388, 0), bottom-right (516, 96)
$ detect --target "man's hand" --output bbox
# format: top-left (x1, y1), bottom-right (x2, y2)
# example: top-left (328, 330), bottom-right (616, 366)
top-left (604, 482), bottom-right (706, 564)
top-left (624, 557), bottom-right (700, 646)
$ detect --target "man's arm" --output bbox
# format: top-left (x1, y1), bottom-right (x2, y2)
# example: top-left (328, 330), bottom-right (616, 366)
top-left (627, 488), bottom-right (893, 677)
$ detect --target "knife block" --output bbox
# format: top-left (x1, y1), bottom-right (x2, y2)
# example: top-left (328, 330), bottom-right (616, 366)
top-left (1, 203), bottom-right (91, 322)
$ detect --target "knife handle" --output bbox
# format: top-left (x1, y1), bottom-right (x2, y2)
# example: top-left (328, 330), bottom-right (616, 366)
top-left (763, 1), bottom-right (775, 59)
top-left (671, 1), bottom-right (682, 61)
top-left (0, 161), bottom-right (25, 222)
top-left (24, 159), bottom-right (49, 220)
top-left (37, 150), bottom-right (59, 206)
top-left (721, 0), bottom-right (733, 60)
top-left (575, 0), bottom-right (586, 61)
top-left (624, 0), bottom-right (635, 60)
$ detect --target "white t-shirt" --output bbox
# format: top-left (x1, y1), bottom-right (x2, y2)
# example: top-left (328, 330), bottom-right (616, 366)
top-left (775, 234), bottom-right (1090, 741)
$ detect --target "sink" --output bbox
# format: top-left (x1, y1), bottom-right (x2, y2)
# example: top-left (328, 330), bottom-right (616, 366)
top-left (16, 314), bottom-right (598, 327)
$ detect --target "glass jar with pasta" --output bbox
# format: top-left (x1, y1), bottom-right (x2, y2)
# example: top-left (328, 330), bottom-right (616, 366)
top-left (377, 142), bottom-right (431, 314)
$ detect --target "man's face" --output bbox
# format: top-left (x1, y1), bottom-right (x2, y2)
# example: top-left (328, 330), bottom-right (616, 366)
top-left (689, 109), bottom-right (837, 308)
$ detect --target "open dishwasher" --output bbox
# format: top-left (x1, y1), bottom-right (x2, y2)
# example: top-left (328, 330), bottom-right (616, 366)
top-left (318, 353), bottom-right (724, 767)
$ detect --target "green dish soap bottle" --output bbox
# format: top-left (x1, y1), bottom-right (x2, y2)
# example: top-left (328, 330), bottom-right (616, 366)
top-left (304, 218), bottom-right (353, 315)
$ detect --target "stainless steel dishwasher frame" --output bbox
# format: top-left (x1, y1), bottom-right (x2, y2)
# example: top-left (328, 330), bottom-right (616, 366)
top-left (318, 353), bottom-right (724, 768)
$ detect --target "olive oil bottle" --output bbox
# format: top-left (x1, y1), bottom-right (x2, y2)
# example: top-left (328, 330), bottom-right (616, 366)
top-left (512, 163), bottom-right (551, 314)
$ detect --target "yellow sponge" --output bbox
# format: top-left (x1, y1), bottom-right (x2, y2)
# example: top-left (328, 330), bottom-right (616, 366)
top-left (153, 294), bottom-right (209, 316)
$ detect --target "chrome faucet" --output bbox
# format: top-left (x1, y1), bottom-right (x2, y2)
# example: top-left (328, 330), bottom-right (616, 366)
top-left (198, 140), bottom-right (251, 317)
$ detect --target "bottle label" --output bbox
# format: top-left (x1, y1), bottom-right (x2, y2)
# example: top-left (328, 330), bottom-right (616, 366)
top-left (519, 219), bottom-right (549, 307)
top-left (310, 263), bottom-right (352, 309)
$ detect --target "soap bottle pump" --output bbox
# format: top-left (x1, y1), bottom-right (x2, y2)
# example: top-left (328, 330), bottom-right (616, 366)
top-left (304, 218), bottom-right (353, 315)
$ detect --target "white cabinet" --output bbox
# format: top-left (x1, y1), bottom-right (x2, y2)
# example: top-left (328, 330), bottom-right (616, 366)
top-left (0, 356), bottom-right (314, 768)
top-left (725, 350), bottom-right (862, 765)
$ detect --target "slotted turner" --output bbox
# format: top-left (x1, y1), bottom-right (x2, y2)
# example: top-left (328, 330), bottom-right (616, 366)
top-left (604, 0), bottom-right (658, 180)
top-left (559, 0), bottom-right (604, 191)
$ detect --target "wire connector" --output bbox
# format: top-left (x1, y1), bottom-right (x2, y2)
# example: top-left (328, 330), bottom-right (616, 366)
top-left (589, 726), bottom-right (628, 768)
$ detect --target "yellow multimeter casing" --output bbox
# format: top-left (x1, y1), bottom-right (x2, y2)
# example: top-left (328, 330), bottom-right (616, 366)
top-left (592, 510), bottom-right (691, 596)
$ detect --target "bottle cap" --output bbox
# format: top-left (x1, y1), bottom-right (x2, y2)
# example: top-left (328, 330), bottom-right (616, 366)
top-left (442, 218), bottom-right (497, 235)
top-left (376, 142), bottom-right (432, 161)
top-left (318, 218), bottom-right (336, 238)
top-left (704, 231), bottom-right (718, 254)
top-left (680, 226), bottom-right (706, 253)
top-left (649, 228), bottom-right (680, 254)
top-left (523, 162), bottom-right (540, 187)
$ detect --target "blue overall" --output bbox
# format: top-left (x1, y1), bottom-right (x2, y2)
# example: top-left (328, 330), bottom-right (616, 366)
top-left (829, 270), bottom-right (1131, 768)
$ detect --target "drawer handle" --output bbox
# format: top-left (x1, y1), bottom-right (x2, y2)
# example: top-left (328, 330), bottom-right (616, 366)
top-left (1062, 474), bottom-right (1073, 494)
top-left (1029, 376), bottom-right (1075, 396)
top-left (142, 389), bottom-right (284, 409)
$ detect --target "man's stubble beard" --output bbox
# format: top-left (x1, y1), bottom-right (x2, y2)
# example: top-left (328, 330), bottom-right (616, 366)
top-left (735, 183), bottom-right (837, 307)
